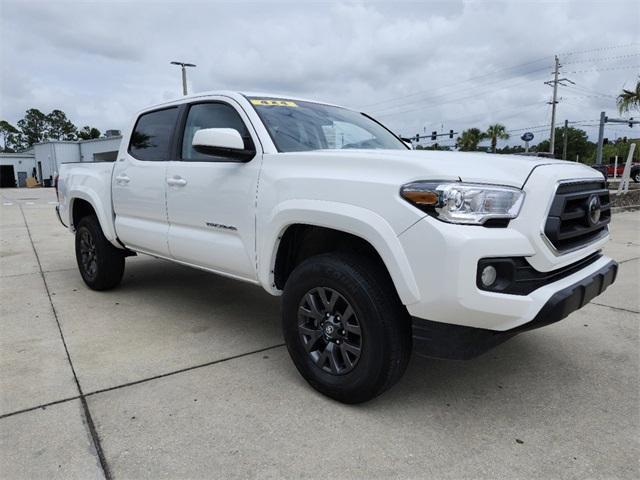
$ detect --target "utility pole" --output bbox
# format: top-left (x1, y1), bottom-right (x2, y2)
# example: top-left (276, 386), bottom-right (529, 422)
top-left (548, 56), bottom-right (560, 155)
top-left (562, 119), bottom-right (568, 160)
top-left (596, 111), bottom-right (606, 165)
top-left (545, 55), bottom-right (574, 156)
top-left (170, 61), bottom-right (197, 95)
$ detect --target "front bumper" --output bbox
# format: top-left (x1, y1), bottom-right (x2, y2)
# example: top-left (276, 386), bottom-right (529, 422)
top-left (412, 259), bottom-right (618, 360)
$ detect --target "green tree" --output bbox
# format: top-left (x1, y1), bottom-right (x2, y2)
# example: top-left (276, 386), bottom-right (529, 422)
top-left (456, 128), bottom-right (484, 151)
top-left (617, 80), bottom-right (640, 113)
top-left (47, 109), bottom-right (77, 141)
top-left (77, 126), bottom-right (101, 140)
top-left (484, 124), bottom-right (509, 153)
top-left (16, 108), bottom-right (49, 147)
top-left (535, 126), bottom-right (595, 162)
top-left (496, 145), bottom-right (525, 154)
top-left (0, 120), bottom-right (21, 152)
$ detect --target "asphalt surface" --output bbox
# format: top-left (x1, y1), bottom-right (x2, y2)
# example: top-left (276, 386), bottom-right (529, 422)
top-left (1, 188), bottom-right (638, 480)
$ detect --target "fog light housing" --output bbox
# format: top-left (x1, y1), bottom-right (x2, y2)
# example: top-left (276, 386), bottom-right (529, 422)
top-left (481, 265), bottom-right (497, 287)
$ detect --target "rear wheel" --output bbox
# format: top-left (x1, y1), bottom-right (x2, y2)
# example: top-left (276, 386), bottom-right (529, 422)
top-left (75, 215), bottom-right (125, 290)
top-left (282, 253), bottom-right (411, 404)
top-left (632, 169), bottom-right (640, 183)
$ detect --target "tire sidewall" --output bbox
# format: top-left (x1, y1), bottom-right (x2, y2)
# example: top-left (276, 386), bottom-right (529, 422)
top-left (282, 256), bottom-right (392, 399)
top-left (74, 215), bottom-right (124, 290)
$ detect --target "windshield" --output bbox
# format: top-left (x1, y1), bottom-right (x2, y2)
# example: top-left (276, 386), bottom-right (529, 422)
top-left (248, 97), bottom-right (408, 153)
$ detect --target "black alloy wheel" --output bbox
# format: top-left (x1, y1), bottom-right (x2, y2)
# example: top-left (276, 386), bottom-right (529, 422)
top-left (74, 215), bottom-right (125, 290)
top-left (79, 229), bottom-right (98, 281)
top-left (282, 253), bottom-right (412, 404)
top-left (298, 287), bottom-right (363, 375)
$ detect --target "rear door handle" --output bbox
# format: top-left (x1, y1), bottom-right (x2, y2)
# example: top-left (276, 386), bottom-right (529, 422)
top-left (166, 176), bottom-right (187, 187)
top-left (115, 174), bottom-right (130, 185)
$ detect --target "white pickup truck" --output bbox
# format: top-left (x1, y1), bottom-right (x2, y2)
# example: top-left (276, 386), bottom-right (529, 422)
top-left (56, 91), bottom-right (617, 403)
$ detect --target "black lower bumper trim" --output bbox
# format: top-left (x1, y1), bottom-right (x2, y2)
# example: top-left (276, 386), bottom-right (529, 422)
top-left (412, 259), bottom-right (618, 360)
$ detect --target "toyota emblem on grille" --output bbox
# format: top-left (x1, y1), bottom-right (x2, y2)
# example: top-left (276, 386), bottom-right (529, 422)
top-left (587, 194), bottom-right (601, 226)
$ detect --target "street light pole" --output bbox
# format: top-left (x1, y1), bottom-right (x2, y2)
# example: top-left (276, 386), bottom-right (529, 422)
top-left (170, 61), bottom-right (197, 95)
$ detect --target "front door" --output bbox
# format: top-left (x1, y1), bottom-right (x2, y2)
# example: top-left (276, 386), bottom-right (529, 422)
top-left (165, 99), bottom-right (262, 281)
top-left (112, 106), bottom-right (179, 256)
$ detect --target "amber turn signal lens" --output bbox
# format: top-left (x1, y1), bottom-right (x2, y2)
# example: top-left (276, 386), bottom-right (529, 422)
top-left (402, 190), bottom-right (439, 205)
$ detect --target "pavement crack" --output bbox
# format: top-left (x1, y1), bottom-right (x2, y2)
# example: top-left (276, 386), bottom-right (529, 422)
top-left (590, 302), bottom-right (639, 314)
top-left (618, 256), bottom-right (640, 265)
top-left (18, 205), bottom-right (112, 480)
top-left (0, 396), bottom-right (80, 420)
top-left (85, 343), bottom-right (286, 398)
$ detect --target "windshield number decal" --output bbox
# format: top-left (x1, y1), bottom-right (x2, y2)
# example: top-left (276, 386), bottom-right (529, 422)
top-left (250, 99), bottom-right (298, 107)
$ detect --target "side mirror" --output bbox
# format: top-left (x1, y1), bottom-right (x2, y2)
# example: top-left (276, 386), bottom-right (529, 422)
top-left (192, 128), bottom-right (255, 161)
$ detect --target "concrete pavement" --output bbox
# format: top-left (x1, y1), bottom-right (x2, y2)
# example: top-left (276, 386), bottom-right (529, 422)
top-left (1, 188), bottom-right (638, 479)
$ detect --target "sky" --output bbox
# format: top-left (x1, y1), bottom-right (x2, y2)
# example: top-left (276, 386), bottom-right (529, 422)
top-left (1, 0), bottom-right (638, 149)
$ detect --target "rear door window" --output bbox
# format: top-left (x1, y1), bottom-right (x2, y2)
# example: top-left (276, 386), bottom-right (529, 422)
top-left (128, 107), bottom-right (179, 161)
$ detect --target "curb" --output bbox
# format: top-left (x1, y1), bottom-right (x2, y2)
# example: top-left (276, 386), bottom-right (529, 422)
top-left (611, 205), bottom-right (640, 213)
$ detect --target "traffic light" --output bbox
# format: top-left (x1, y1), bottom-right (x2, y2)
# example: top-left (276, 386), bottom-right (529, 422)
top-left (630, 117), bottom-right (634, 128)
top-left (603, 138), bottom-right (609, 145)
top-left (431, 131), bottom-right (437, 140)
top-left (449, 129), bottom-right (454, 139)
top-left (415, 134), bottom-right (420, 142)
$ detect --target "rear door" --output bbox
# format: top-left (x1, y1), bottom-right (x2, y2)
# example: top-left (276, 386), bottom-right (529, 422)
top-left (112, 107), bottom-right (179, 256)
top-left (165, 98), bottom-right (262, 281)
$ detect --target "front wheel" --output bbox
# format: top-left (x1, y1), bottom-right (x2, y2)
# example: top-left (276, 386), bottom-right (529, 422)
top-left (632, 169), bottom-right (640, 183)
top-left (282, 253), bottom-right (411, 404)
top-left (75, 215), bottom-right (125, 290)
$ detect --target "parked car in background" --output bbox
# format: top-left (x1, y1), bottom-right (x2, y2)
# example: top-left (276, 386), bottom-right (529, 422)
top-left (590, 162), bottom-right (639, 183)
top-left (55, 91), bottom-right (617, 403)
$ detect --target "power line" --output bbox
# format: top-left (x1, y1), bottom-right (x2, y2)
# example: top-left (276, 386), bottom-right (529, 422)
top-left (360, 43), bottom-right (636, 113)
top-left (566, 65), bottom-right (640, 74)
top-left (562, 52), bottom-right (640, 65)
top-left (559, 83), bottom-right (617, 98)
top-left (373, 76), bottom-right (544, 117)
top-left (357, 56), bottom-right (552, 110)
top-left (561, 42), bottom-right (640, 57)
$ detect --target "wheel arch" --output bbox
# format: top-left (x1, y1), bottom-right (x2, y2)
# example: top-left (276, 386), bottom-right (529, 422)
top-left (259, 200), bottom-right (420, 305)
top-left (68, 189), bottom-right (120, 247)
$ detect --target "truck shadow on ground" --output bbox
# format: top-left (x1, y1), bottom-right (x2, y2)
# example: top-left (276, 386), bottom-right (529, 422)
top-left (100, 255), bottom-right (586, 413)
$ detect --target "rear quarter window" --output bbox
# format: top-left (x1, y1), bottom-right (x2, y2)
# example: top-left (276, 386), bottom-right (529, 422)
top-left (128, 107), bottom-right (179, 161)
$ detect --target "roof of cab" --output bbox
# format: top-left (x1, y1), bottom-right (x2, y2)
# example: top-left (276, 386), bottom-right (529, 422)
top-left (137, 90), bottom-right (345, 114)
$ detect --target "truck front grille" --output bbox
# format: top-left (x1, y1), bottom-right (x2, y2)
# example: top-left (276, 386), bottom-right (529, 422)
top-left (543, 180), bottom-right (610, 253)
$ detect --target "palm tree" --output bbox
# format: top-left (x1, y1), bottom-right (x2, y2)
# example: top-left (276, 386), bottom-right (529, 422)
top-left (484, 124), bottom-right (509, 153)
top-left (456, 128), bottom-right (484, 151)
top-left (617, 80), bottom-right (640, 113)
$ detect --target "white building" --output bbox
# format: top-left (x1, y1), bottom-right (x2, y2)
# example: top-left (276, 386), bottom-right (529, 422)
top-left (0, 135), bottom-right (121, 188)
top-left (0, 152), bottom-right (37, 188)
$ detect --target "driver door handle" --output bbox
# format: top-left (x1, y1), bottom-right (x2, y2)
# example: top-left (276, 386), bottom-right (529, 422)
top-left (166, 176), bottom-right (187, 187)
top-left (115, 174), bottom-right (130, 185)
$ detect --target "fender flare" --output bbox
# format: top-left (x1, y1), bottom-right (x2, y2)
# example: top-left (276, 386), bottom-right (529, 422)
top-left (258, 199), bottom-right (421, 305)
top-left (68, 187), bottom-right (120, 248)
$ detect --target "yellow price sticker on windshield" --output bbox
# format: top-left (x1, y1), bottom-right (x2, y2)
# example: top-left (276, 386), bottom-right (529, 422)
top-left (250, 99), bottom-right (298, 107)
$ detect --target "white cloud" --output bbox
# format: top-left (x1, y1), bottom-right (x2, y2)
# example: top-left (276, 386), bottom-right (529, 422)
top-left (1, 0), bottom-right (638, 146)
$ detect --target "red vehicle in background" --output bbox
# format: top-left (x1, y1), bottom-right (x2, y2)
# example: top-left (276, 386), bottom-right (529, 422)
top-left (606, 162), bottom-right (640, 181)
top-left (592, 162), bottom-right (640, 183)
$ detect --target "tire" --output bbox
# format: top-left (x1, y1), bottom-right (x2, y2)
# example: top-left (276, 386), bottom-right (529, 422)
top-left (632, 169), bottom-right (640, 183)
top-left (282, 253), bottom-right (412, 404)
top-left (75, 215), bottom-right (125, 290)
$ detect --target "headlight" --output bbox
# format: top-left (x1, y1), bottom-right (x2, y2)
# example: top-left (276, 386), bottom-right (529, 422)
top-left (400, 181), bottom-right (525, 225)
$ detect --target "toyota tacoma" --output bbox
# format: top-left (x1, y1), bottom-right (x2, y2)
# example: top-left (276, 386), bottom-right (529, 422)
top-left (56, 92), bottom-right (617, 403)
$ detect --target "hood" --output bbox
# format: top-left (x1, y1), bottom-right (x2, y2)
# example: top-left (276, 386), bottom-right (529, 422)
top-left (288, 149), bottom-right (599, 188)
